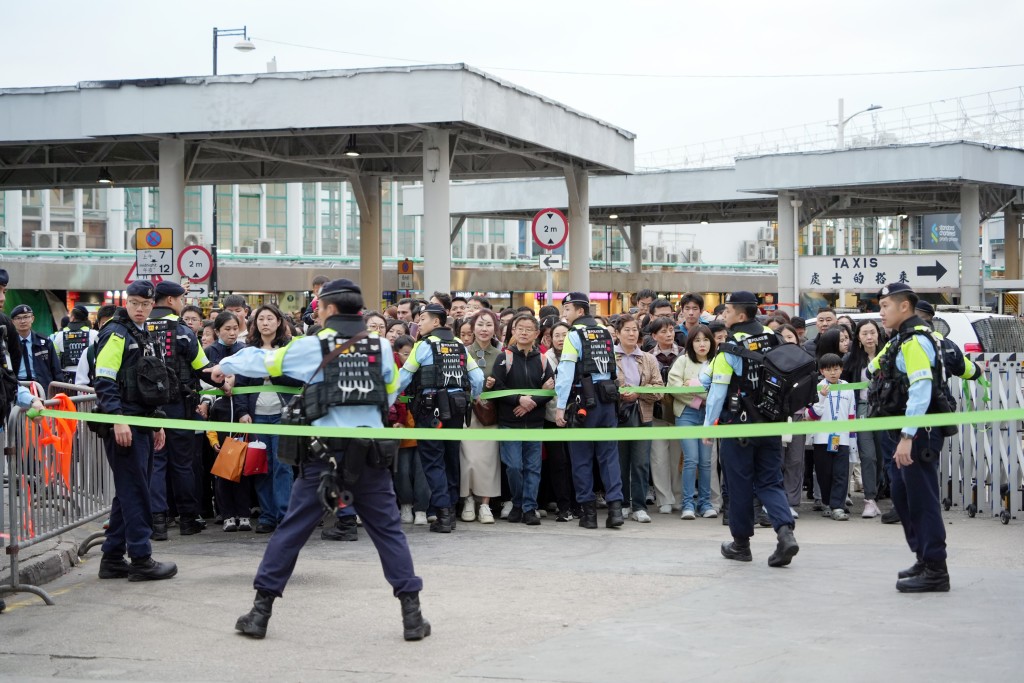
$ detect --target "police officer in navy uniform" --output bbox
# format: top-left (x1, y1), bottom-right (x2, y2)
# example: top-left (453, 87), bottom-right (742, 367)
top-left (553, 292), bottom-right (625, 530)
top-left (148, 281), bottom-right (219, 540)
top-left (10, 304), bottom-right (63, 392)
top-left (52, 305), bottom-right (97, 384)
top-left (212, 278), bottom-right (430, 641)
top-left (93, 280), bottom-right (177, 581)
top-left (702, 291), bottom-right (799, 567)
top-left (398, 303), bottom-right (484, 533)
top-left (868, 283), bottom-right (951, 592)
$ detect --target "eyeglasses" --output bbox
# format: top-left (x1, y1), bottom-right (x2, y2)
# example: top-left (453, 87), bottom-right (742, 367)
top-left (366, 322), bottom-right (386, 331)
top-left (126, 299), bottom-right (154, 308)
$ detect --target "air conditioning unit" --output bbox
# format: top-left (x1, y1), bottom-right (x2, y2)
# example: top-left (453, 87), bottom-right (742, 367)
top-left (665, 252), bottom-right (679, 264)
top-left (492, 243), bottom-right (511, 261)
top-left (237, 245), bottom-right (254, 254)
top-left (471, 243), bottom-right (493, 260)
top-left (758, 226), bottom-right (775, 242)
top-left (62, 232), bottom-right (88, 250)
top-left (33, 232), bottom-right (58, 249)
top-left (641, 247), bottom-right (654, 262)
top-left (254, 238), bottom-right (276, 254)
top-left (761, 245), bottom-right (777, 261)
top-left (742, 240), bottom-right (758, 261)
top-left (654, 246), bottom-right (668, 263)
top-left (689, 249), bottom-right (702, 263)
top-left (184, 232), bottom-right (204, 247)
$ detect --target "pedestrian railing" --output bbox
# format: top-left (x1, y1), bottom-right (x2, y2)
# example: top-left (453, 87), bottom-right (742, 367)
top-left (1, 382), bottom-right (110, 606)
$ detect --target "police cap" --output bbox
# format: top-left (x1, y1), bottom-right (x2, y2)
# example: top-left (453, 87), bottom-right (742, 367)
top-left (319, 278), bottom-right (361, 297)
top-left (10, 304), bottom-right (32, 317)
top-left (725, 291), bottom-right (758, 305)
top-left (71, 305), bottom-right (89, 320)
top-left (421, 302), bottom-right (447, 325)
top-left (154, 281), bottom-right (186, 298)
top-left (915, 299), bottom-right (935, 316)
top-left (126, 280), bottom-right (156, 299)
top-left (0, 268), bottom-right (8, 287)
top-left (562, 292), bottom-right (589, 306)
top-left (878, 282), bottom-right (914, 300)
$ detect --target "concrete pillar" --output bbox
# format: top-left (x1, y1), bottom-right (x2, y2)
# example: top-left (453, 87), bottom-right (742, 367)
top-left (200, 186), bottom-right (214, 243)
top-left (259, 183), bottom-right (268, 239)
top-left (1005, 208), bottom-right (1020, 281)
top-left (354, 176), bottom-right (382, 309)
top-left (41, 190), bottom-right (51, 232)
top-left (285, 183), bottom-right (303, 256)
top-left (960, 184), bottom-right (982, 306)
top-left (73, 189), bottom-right (84, 234)
top-left (140, 187), bottom-right (150, 229)
top-left (565, 167), bottom-right (590, 294)
top-left (230, 185), bottom-right (240, 252)
top-left (340, 183), bottom-right (349, 257)
top-left (158, 138), bottom-right (186, 269)
top-left (390, 181), bottom-right (399, 258)
top-left (629, 223), bottom-right (643, 274)
top-left (314, 182), bottom-right (323, 256)
top-left (4, 190), bottom-right (23, 249)
top-left (105, 188), bottom-right (125, 251)
top-left (422, 129), bottom-right (451, 295)
top-left (777, 192), bottom-right (796, 314)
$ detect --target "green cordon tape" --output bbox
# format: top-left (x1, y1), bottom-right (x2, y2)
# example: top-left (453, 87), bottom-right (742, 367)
top-left (27, 407), bottom-right (1018, 442)
top-left (199, 385), bottom-right (302, 397)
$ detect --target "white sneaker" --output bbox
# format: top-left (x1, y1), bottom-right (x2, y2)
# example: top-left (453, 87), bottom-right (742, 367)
top-left (426, 514), bottom-right (437, 523)
top-left (702, 508), bottom-right (718, 519)
top-left (237, 517), bottom-right (252, 532)
top-left (477, 503), bottom-right (495, 524)
top-left (500, 500), bottom-right (514, 519)
top-left (831, 508), bottom-right (850, 521)
top-left (681, 508), bottom-right (696, 520)
top-left (400, 504), bottom-right (414, 524)
top-left (659, 504), bottom-right (673, 514)
top-left (790, 507), bottom-right (800, 519)
top-left (414, 511), bottom-right (428, 526)
top-left (537, 509), bottom-right (548, 518)
top-left (862, 499), bottom-right (880, 518)
top-left (461, 497), bottom-right (476, 522)
top-left (223, 518), bottom-right (238, 532)
top-left (630, 509), bottom-right (652, 523)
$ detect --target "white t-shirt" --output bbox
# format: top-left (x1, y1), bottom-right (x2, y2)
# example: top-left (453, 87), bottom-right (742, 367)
top-left (806, 379), bottom-right (856, 446)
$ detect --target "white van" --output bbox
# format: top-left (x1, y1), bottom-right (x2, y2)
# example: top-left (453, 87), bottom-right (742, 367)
top-left (804, 310), bottom-right (1024, 353)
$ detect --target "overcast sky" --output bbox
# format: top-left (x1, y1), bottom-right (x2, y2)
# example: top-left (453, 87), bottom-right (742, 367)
top-left (4, 0), bottom-right (1022, 157)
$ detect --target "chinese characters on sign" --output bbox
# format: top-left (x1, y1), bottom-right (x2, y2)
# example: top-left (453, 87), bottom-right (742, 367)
top-left (798, 254), bottom-right (959, 292)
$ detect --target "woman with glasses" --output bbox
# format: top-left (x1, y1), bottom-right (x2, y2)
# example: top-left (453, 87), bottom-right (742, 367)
top-left (460, 308), bottom-right (503, 523)
top-left (364, 311), bottom-right (388, 336)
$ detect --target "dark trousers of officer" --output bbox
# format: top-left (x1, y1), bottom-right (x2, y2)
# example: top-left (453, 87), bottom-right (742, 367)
top-left (101, 428), bottom-right (155, 560)
top-left (149, 402), bottom-right (200, 518)
top-left (566, 401), bottom-right (623, 504)
top-left (415, 415), bottom-right (463, 510)
top-left (881, 429), bottom-right (947, 562)
top-left (720, 435), bottom-right (794, 540)
top-left (253, 458), bottom-right (423, 598)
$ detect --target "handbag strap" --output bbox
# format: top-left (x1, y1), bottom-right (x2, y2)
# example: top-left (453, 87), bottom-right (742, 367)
top-left (298, 330), bottom-right (370, 398)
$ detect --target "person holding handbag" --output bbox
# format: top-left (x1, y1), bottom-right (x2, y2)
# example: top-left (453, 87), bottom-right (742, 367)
top-left (204, 310), bottom-right (253, 533)
top-left (460, 308), bottom-right (503, 523)
top-left (613, 315), bottom-right (663, 523)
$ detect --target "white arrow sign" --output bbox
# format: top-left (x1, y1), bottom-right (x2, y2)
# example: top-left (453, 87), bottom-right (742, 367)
top-left (186, 284), bottom-right (208, 297)
top-left (538, 253), bottom-right (564, 270)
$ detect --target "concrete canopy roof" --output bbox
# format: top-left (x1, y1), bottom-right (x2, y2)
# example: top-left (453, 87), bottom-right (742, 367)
top-left (0, 64), bottom-right (635, 190)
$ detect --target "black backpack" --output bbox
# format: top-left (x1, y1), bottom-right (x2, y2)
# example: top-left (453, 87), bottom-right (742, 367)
top-left (121, 322), bottom-right (175, 408)
top-left (0, 323), bottom-right (18, 425)
top-left (723, 341), bottom-right (820, 423)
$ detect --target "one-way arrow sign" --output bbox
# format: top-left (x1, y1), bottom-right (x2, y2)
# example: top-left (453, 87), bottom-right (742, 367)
top-left (916, 260), bottom-right (948, 281)
top-left (539, 253), bottom-right (563, 270)
top-left (186, 285), bottom-right (208, 297)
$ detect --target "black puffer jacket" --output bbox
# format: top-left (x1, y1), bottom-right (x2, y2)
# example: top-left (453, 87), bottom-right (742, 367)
top-left (489, 345), bottom-right (554, 429)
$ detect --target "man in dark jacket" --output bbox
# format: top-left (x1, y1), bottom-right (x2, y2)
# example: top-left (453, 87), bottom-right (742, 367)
top-left (490, 313), bottom-right (555, 525)
top-left (11, 304), bottom-right (62, 393)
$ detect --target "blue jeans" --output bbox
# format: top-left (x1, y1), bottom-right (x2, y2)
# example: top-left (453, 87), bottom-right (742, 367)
top-left (618, 422), bottom-right (652, 511)
top-left (498, 429), bottom-right (543, 513)
top-left (253, 413), bottom-right (293, 526)
top-left (678, 407), bottom-right (712, 513)
top-left (395, 446), bottom-right (431, 512)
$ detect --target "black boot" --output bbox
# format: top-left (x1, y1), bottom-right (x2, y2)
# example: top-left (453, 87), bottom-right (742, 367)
top-left (322, 515), bottom-right (358, 541)
top-left (767, 525), bottom-right (799, 568)
top-left (579, 501), bottom-right (598, 529)
top-left (128, 556), bottom-right (178, 582)
top-left (430, 507), bottom-right (453, 534)
top-left (151, 513), bottom-right (168, 542)
top-left (606, 500), bottom-right (624, 528)
top-left (179, 515), bottom-right (204, 536)
top-left (398, 591), bottom-right (432, 641)
top-left (98, 553), bottom-right (131, 579)
top-left (896, 560), bottom-right (950, 593)
top-left (898, 559), bottom-right (926, 579)
top-left (235, 589), bottom-right (276, 639)
top-left (880, 509), bottom-right (901, 525)
top-left (720, 539), bottom-right (752, 562)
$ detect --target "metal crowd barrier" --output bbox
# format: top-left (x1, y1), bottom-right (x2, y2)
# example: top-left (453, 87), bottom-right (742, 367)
top-left (942, 355), bottom-right (1024, 524)
top-left (1, 382), bottom-right (110, 606)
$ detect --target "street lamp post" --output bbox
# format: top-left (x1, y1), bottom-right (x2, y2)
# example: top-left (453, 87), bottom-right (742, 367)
top-left (836, 97), bottom-right (882, 149)
top-left (835, 98), bottom-right (881, 307)
top-left (210, 26), bottom-right (255, 302)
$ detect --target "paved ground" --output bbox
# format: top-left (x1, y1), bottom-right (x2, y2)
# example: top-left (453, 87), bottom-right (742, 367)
top-left (1, 501), bottom-right (1021, 682)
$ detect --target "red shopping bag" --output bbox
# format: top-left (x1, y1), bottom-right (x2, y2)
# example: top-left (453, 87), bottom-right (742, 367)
top-left (243, 439), bottom-right (269, 476)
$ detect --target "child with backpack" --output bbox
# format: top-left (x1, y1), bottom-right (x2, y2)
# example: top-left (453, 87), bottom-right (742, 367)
top-left (806, 353), bottom-right (857, 521)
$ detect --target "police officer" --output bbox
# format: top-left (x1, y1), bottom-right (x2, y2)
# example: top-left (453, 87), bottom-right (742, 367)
top-left (702, 291), bottom-right (799, 567)
top-left (10, 304), bottom-right (63, 392)
top-left (212, 278), bottom-right (430, 641)
top-left (398, 303), bottom-right (484, 533)
top-left (868, 283), bottom-right (951, 592)
top-left (93, 280), bottom-right (176, 581)
top-left (553, 292), bottom-right (624, 530)
top-left (74, 304), bottom-right (118, 387)
top-left (148, 281), bottom-right (218, 540)
top-left (52, 305), bottom-right (97, 384)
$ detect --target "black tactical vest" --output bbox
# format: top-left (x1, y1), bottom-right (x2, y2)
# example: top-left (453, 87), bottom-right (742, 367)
top-left (313, 334), bottom-right (388, 409)
top-left (868, 318), bottom-right (947, 419)
top-left (61, 327), bottom-right (91, 370)
top-left (721, 321), bottom-right (781, 413)
top-left (417, 334), bottom-right (471, 392)
top-left (571, 318), bottom-right (616, 379)
top-left (146, 317), bottom-right (192, 399)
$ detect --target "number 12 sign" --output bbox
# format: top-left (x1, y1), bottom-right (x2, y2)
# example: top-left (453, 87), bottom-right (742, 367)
top-left (532, 208), bottom-right (569, 251)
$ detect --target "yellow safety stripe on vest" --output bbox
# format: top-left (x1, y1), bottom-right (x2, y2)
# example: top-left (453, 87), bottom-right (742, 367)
top-left (900, 334), bottom-right (933, 385)
top-left (94, 332), bottom-right (126, 380)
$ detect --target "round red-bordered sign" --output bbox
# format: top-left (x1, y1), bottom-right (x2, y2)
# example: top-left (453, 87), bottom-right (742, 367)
top-left (177, 245), bottom-right (214, 283)
top-left (532, 208), bottom-right (569, 250)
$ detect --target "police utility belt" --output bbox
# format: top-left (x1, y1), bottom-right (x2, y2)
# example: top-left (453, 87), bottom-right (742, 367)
top-left (277, 330), bottom-right (398, 469)
top-left (564, 375), bottom-right (619, 428)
